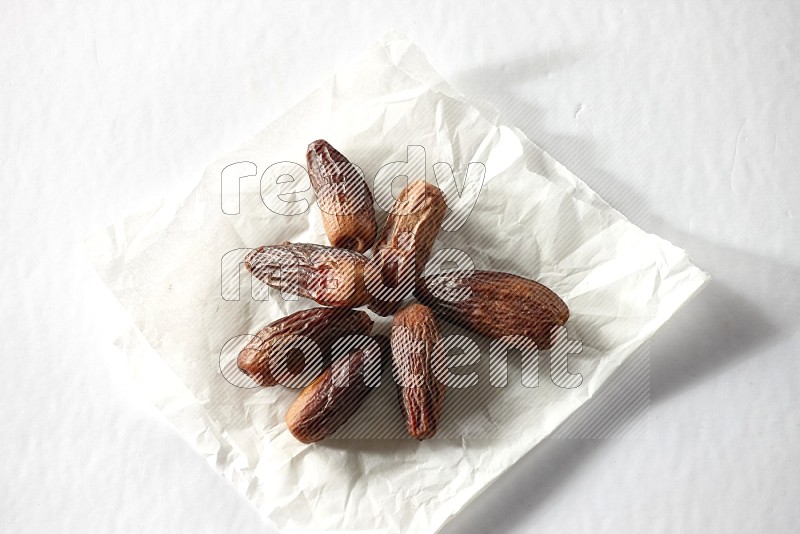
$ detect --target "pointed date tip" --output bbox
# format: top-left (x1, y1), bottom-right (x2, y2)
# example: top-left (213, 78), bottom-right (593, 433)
top-left (307, 138), bottom-right (326, 148)
top-left (307, 138), bottom-right (334, 153)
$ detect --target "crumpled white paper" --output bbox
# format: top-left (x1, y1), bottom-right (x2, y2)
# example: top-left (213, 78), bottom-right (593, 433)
top-left (87, 34), bottom-right (710, 533)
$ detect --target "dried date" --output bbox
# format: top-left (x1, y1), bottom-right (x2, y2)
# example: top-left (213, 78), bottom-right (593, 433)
top-left (415, 270), bottom-right (569, 349)
top-left (285, 335), bottom-right (390, 443)
top-left (237, 307), bottom-right (373, 387)
top-left (307, 139), bottom-right (377, 252)
top-left (391, 303), bottom-right (446, 440)
top-left (246, 242), bottom-right (371, 308)
top-left (368, 181), bottom-right (447, 316)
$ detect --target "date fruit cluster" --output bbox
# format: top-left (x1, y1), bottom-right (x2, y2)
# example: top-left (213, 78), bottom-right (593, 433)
top-left (237, 139), bottom-right (569, 443)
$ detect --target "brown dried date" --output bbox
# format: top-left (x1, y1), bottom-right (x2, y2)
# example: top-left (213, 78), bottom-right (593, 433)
top-left (246, 242), bottom-right (372, 308)
top-left (307, 140), bottom-right (377, 253)
top-left (415, 270), bottom-right (569, 349)
top-left (237, 307), bottom-right (373, 387)
top-left (391, 303), bottom-right (446, 440)
top-left (368, 181), bottom-right (447, 316)
top-left (285, 335), bottom-right (390, 444)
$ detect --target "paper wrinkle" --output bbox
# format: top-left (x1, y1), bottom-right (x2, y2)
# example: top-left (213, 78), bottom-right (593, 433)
top-left (86, 34), bottom-right (709, 533)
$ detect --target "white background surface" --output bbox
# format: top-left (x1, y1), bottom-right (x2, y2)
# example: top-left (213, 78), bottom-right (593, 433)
top-left (2, 1), bottom-right (799, 533)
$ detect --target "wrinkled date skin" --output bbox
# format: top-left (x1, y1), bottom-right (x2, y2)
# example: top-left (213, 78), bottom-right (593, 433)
top-left (368, 181), bottom-right (447, 316)
top-left (237, 307), bottom-right (373, 387)
top-left (246, 242), bottom-right (372, 308)
top-left (307, 140), bottom-right (377, 253)
top-left (285, 335), bottom-right (391, 444)
top-left (415, 270), bottom-right (569, 350)
top-left (391, 304), bottom-right (446, 440)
